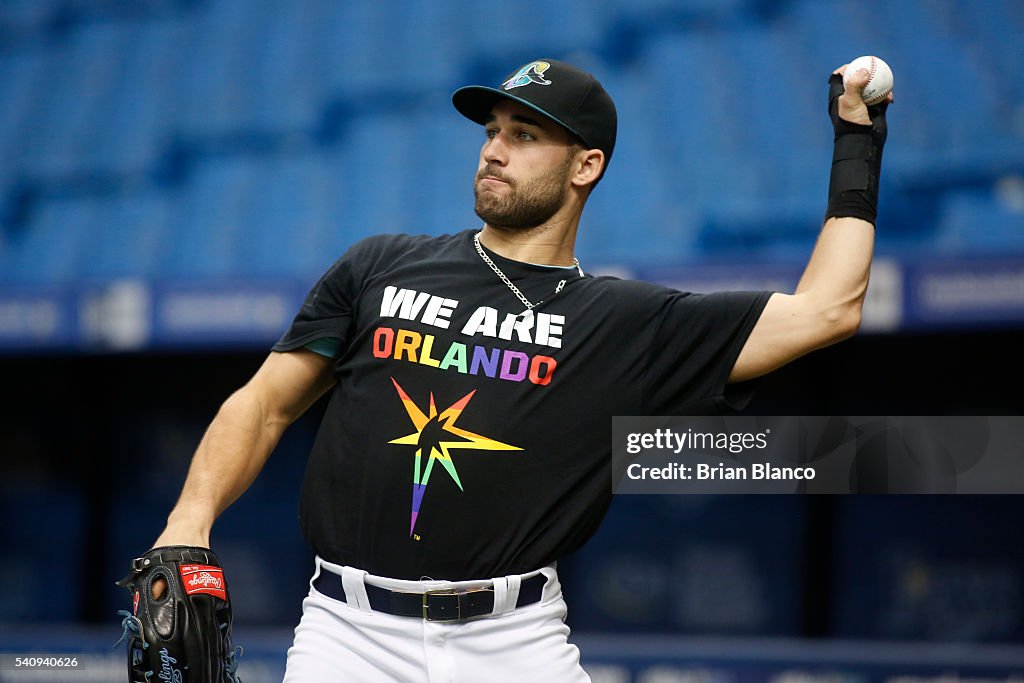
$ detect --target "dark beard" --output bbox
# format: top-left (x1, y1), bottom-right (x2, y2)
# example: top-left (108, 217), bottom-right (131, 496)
top-left (473, 157), bottom-right (572, 230)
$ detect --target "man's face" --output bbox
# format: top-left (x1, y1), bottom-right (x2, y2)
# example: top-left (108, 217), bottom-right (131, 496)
top-left (474, 100), bottom-right (577, 230)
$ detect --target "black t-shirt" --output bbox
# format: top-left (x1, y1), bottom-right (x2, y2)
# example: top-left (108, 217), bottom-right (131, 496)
top-left (273, 230), bottom-right (772, 580)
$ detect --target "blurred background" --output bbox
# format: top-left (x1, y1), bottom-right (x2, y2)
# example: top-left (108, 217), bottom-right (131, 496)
top-left (1, 0), bottom-right (1023, 680)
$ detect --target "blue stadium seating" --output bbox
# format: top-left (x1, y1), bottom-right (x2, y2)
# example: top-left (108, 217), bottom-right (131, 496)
top-left (172, 0), bottom-right (267, 135)
top-left (2, 196), bottom-right (98, 284)
top-left (957, 0), bottom-right (1024, 98)
top-left (78, 192), bottom-right (174, 279)
top-left (81, 16), bottom-right (186, 174)
top-left (935, 185), bottom-right (1024, 254)
top-left (233, 151), bottom-right (348, 277)
top-left (319, 1), bottom-right (467, 95)
top-left (18, 25), bottom-right (126, 177)
top-left (0, 0), bottom-right (56, 50)
top-left (2, 0), bottom-right (1024, 287)
top-left (159, 155), bottom-right (252, 278)
top-left (457, 0), bottom-right (604, 63)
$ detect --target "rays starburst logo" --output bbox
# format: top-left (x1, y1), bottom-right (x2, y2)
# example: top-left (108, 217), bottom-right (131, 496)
top-left (388, 378), bottom-right (521, 536)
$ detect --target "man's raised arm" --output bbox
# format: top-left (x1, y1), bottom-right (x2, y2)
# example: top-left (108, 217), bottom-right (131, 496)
top-left (730, 63), bottom-right (892, 383)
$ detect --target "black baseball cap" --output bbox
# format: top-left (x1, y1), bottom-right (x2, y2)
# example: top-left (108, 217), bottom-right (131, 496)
top-left (452, 59), bottom-right (617, 170)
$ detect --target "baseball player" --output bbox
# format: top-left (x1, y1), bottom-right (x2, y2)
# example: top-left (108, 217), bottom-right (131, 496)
top-left (131, 58), bottom-right (891, 681)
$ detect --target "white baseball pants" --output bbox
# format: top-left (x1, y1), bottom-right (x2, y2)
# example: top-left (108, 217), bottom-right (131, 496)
top-left (282, 557), bottom-right (591, 682)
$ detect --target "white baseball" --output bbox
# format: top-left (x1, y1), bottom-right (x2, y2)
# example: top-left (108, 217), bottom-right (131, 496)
top-left (843, 55), bottom-right (893, 106)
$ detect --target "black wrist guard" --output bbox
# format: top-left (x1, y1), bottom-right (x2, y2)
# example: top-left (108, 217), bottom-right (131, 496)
top-left (825, 73), bottom-right (889, 225)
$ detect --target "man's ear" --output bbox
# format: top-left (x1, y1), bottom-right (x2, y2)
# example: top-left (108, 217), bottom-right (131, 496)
top-left (572, 149), bottom-right (605, 188)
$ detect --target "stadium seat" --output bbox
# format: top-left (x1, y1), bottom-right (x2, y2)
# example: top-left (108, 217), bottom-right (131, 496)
top-left (2, 197), bottom-right (98, 285)
top-left (77, 193), bottom-right (174, 279)
top-left (79, 16), bottom-right (188, 174)
top-left (457, 0), bottom-right (605, 63)
top-left (159, 156), bottom-right (253, 278)
top-left (233, 151), bottom-right (348, 278)
top-left (0, 0), bottom-right (56, 50)
top-left (935, 185), bottom-right (1024, 254)
top-left (317, 2), bottom-right (464, 97)
top-left (18, 24), bottom-right (127, 177)
top-left (0, 52), bottom-right (44, 175)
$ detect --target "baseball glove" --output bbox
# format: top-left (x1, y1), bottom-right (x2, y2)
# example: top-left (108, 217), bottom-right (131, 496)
top-left (116, 546), bottom-right (242, 683)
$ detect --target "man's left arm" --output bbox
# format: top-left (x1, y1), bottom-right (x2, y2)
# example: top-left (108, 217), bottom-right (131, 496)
top-left (730, 64), bottom-right (892, 383)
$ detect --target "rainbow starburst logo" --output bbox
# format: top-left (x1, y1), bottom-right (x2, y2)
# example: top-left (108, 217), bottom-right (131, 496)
top-left (388, 378), bottom-right (521, 536)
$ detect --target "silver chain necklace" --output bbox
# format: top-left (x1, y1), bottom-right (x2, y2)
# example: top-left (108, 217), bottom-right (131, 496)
top-left (473, 231), bottom-right (584, 311)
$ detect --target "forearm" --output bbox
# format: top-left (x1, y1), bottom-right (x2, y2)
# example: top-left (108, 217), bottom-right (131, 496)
top-left (794, 215), bottom-right (875, 325)
top-left (160, 386), bottom-right (288, 545)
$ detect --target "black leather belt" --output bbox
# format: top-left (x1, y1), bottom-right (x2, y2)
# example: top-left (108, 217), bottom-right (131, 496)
top-left (312, 570), bottom-right (547, 623)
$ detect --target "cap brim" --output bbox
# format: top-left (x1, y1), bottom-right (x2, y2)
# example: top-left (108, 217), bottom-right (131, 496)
top-left (452, 85), bottom-right (587, 146)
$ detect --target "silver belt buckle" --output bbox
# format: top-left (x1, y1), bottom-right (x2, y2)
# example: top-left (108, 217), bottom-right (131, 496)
top-left (422, 588), bottom-right (460, 622)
